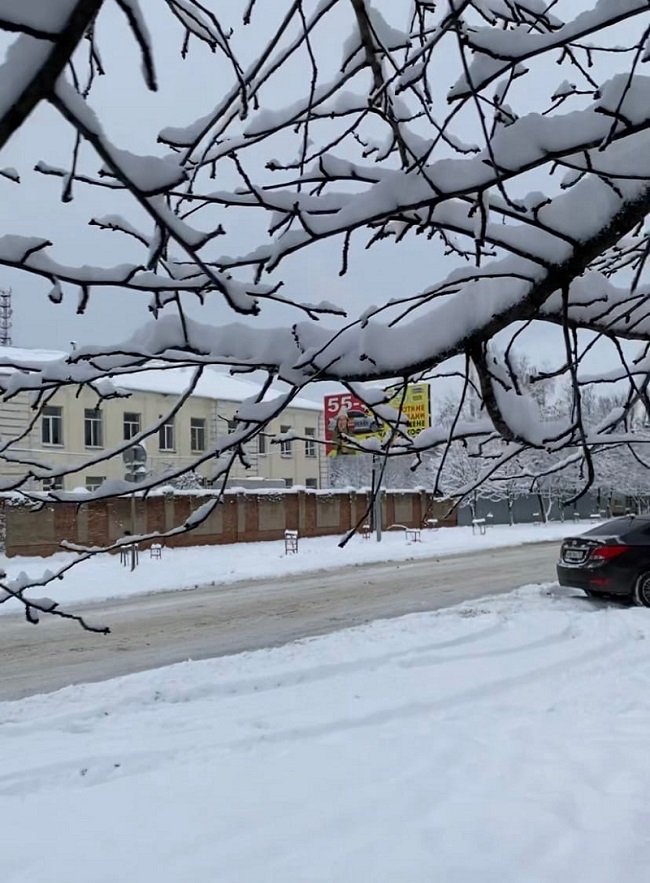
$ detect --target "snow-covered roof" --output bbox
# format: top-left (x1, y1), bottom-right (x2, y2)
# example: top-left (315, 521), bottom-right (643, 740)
top-left (0, 346), bottom-right (321, 412)
top-left (0, 345), bottom-right (68, 364)
top-left (116, 365), bottom-right (322, 411)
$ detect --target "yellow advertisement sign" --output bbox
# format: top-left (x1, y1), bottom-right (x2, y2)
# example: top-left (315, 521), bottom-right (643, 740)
top-left (324, 384), bottom-right (431, 455)
top-left (388, 383), bottom-right (431, 437)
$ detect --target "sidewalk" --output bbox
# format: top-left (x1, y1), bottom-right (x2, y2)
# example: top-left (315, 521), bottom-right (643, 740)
top-left (0, 520), bottom-right (592, 614)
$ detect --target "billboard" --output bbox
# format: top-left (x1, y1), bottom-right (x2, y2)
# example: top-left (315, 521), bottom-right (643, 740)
top-left (324, 384), bottom-right (431, 456)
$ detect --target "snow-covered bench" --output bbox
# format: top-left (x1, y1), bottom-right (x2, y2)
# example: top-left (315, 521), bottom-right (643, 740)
top-left (284, 529), bottom-right (299, 554)
top-left (472, 518), bottom-right (486, 536)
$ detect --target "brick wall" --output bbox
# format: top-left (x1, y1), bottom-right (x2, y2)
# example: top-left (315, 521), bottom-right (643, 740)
top-left (3, 490), bottom-right (456, 557)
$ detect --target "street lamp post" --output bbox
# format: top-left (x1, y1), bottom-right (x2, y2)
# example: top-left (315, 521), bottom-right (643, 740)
top-left (122, 443), bottom-right (148, 571)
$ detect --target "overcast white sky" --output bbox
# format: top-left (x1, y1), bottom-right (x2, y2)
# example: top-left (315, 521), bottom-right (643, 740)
top-left (0, 0), bottom-right (638, 392)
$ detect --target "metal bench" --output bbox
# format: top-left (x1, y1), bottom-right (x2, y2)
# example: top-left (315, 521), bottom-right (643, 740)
top-left (119, 543), bottom-right (139, 568)
top-left (388, 523), bottom-right (421, 542)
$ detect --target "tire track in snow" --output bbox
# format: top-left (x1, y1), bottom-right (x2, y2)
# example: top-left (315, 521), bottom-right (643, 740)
top-left (226, 634), bottom-right (629, 750)
top-left (399, 623), bottom-right (575, 669)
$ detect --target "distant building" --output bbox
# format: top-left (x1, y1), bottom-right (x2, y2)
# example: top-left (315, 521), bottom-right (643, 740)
top-left (0, 347), bottom-right (323, 491)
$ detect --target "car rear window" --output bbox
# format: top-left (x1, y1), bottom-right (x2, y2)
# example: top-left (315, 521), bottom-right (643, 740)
top-left (626, 522), bottom-right (650, 540)
top-left (582, 517), bottom-right (636, 537)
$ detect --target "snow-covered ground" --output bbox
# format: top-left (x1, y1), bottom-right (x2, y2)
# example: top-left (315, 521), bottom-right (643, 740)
top-left (4, 519), bottom-right (639, 881)
top-left (3, 520), bottom-right (589, 613)
top-left (2, 578), bottom-right (648, 882)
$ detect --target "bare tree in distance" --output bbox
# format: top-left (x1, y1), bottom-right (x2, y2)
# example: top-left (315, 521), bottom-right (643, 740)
top-left (3, 1), bottom-right (650, 627)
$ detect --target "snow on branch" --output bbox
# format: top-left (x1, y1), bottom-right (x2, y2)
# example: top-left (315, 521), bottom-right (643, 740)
top-left (3, 0), bottom-right (650, 627)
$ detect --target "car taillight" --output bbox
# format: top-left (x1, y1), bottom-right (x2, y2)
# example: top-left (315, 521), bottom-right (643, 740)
top-left (591, 544), bottom-right (631, 561)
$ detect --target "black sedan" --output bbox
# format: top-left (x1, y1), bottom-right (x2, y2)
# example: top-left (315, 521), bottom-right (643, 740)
top-left (557, 515), bottom-right (650, 606)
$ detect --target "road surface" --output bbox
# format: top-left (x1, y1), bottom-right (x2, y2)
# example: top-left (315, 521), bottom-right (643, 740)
top-left (0, 541), bottom-right (561, 701)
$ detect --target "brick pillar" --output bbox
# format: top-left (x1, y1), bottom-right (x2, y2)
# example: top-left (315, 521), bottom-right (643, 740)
top-left (384, 493), bottom-right (395, 529)
top-left (285, 491), bottom-right (299, 531)
top-left (304, 491), bottom-right (317, 537)
top-left (223, 493), bottom-right (238, 543)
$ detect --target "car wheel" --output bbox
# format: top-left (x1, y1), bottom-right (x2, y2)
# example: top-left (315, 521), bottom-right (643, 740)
top-left (634, 573), bottom-right (650, 607)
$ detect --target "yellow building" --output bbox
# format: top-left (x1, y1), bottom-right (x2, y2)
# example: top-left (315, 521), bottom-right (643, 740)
top-left (0, 348), bottom-right (323, 491)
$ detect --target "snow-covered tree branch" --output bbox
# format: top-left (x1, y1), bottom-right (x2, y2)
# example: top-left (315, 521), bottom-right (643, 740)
top-left (4, 0), bottom-right (650, 626)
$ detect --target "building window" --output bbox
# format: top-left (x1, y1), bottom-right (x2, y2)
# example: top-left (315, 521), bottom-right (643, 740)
top-left (42, 476), bottom-right (64, 491)
top-left (284, 478), bottom-right (293, 488)
top-left (258, 433), bottom-right (267, 455)
top-left (304, 428), bottom-right (316, 458)
top-left (123, 411), bottom-right (141, 440)
top-left (85, 476), bottom-right (105, 491)
top-left (42, 406), bottom-right (63, 446)
top-left (280, 425), bottom-right (292, 457)
top-left (159, 419), bottom-right (175, 451)
top-left (305, 478), bottom-right (318, 489)
top-left (84, 408), bottom-right (104, 448)
top-left (190, 417), bottom-right (206, 452)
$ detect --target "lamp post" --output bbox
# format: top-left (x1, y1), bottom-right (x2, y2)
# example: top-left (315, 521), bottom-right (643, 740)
top-left (122, 443), bottom-right (147, 571)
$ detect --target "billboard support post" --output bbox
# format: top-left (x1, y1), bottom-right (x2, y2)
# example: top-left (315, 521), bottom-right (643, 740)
top-left (371, 454), bottom-right (382, 542)
top-left (374, 488), bottom-right (382, 542)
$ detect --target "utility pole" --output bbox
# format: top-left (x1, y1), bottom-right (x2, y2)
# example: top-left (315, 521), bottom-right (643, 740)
top-left (0, 287), bottom-right (12, 345)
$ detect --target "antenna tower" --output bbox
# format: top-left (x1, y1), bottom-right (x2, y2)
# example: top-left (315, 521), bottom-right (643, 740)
top-left (0, 288), bottom-right (12, 346)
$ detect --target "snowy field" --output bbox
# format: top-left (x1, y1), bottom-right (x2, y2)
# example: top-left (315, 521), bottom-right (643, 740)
top-left (3, 520), bottom-right (592, 613)
top-left (2, 578), bottom-right (649, 883)
top-left (3, 519), bottom-right (638, 882)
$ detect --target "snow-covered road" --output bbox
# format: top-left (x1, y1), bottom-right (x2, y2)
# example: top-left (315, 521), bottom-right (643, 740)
top-left (1, 541), bottom-right (562, 700)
